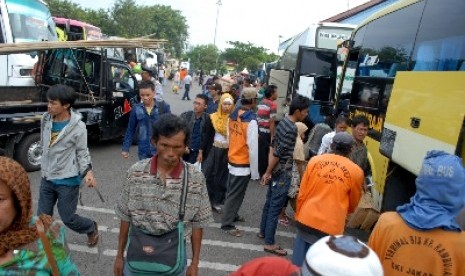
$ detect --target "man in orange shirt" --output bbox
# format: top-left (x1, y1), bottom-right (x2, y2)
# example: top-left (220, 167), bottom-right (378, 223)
top-left (292, 132), bottom-right (364, 267)
top-left (368, 151), bottom-right (465, 276)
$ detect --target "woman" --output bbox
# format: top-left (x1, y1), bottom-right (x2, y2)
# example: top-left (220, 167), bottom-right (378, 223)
top-left (0, 156), bottom-right (79, 275)
top-left (203, 93), bottom-right (235, 212)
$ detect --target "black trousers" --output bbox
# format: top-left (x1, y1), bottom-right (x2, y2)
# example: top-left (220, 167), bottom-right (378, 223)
top-left (258, 131), bottom-right (271, 177)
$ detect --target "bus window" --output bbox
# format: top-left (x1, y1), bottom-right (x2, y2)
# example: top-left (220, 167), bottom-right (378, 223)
top-left (412, 0), bottom-right (465, 71)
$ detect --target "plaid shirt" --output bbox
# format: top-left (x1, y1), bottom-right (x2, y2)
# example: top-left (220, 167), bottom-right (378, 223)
top-left (116, 157), bottom-right (213, 236)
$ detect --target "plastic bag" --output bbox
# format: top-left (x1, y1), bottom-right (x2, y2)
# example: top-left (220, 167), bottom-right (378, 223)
top-left (193, 161), bottom-right (202, 172)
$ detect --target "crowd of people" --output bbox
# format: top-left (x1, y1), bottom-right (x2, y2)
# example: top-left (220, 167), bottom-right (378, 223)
top-left (0, 71), bottom-right (464, 276)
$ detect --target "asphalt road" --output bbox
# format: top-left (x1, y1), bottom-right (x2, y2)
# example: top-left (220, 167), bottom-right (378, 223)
top-left (27, 81), bottom-right (369, 275)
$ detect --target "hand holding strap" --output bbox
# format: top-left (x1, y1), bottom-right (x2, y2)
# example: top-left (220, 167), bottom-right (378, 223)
top-left (36, 218), bottom-right (60, 276)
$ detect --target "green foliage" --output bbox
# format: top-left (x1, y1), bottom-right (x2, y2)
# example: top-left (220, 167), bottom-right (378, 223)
top-left (222, 41), bottom-right (278, 71)
top-left (185, 44), bottom-right (221, 72)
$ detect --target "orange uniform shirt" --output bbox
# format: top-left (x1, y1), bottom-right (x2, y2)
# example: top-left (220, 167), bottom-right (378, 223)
top-left (368, 212), bottom-right (465, 276)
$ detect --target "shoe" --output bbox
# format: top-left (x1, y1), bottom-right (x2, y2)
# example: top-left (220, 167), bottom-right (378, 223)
top-left (257, 233), bottom-right (264, 239)
top-left (212, 205), bottom-right (222, 213)
top-left (87, 221), bottom-right (99, 247)
top-left (223, 228), bottom-right (243, 237)
top-left (264, 245), bottom-right (287, 256)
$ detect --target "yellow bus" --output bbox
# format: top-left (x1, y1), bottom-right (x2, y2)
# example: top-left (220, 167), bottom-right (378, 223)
top-left (336, 0), bottom-right (465, 212)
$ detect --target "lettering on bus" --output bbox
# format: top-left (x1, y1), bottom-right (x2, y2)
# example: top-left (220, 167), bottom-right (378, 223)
top-left (350, 110), bottom-right (384, 133)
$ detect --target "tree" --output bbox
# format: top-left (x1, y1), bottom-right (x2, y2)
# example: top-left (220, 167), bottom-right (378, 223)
top-left (222, 41), bottom-right (278, 72)
top-left (185, 44), bottom-right (221, 72)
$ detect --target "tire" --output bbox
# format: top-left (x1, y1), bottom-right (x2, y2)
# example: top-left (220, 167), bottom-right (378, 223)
top-left (381, 165), bottom-right (416, 212)
top-left (15, 133), bottom-right (42, 172)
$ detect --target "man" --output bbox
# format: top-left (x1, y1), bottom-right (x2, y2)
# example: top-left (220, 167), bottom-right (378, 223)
top-left (220, 87), bottom-right (259, 237)
top-left (206, 83), bottom-right (222, 114)
top-left (122, 81), bottom-right (171, 160)
top-left (114, 114), bottom-right (213, 276)
top-left (141, 67), bottom-right (163, 101)
top-left (368, 151), bottom-right (465, 276)
top-left (158, 65), bottom-right (165, 86)
top-left (259, 95), bottom-right (310, 256)
top-left (349, 114), bottom-right (371, 176)
top-left (256, 84), bottom-right (278, 177)
top-left (182, 72), bottom-right (193, 100)
top-left (180, 94), bottom-right (212, 164)
top-left (291, 132), bottom-right (364, 266)
top-left (37, 84), bottom-right (99, 247)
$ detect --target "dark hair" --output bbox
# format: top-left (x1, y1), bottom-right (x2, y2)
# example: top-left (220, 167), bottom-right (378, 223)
top-left (331, 142), bottom-right (353, 156)
top-left (139, 80), bottom-right (155, 91)
top-left (195, 93), bottom-right (208, 105)
top-left (46, 84), bottom-right (76, 109)
top-left (152, 114), bottom-right (190, 145)
top-left (264, 85), bottom-right (277, 99)
top-left (351, 115), bottom-right (369, 128)
top-left (241, 98), bottom-right (255, 105)
top-left (289, 95), bottom-right (311, 115)
top-left (335, 115), bottom-right (351, 126)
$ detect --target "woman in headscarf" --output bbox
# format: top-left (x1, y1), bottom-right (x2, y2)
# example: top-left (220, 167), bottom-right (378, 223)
top-left (203, 93), bottom-right (235, 213)
top-left (0, 157), bottom-right (79, 274)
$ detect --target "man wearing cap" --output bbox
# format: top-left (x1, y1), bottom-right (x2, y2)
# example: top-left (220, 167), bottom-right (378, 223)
top-left (220, 87), bottom-right (259, 237)
top-left (206, 83), bottom-right (222, 114)
top-left (259, 95), bottom-right (310, 256)
top-left (368, 151), bottom-right (465, 276)
top-left (291, 132), bottom-right (364, 266)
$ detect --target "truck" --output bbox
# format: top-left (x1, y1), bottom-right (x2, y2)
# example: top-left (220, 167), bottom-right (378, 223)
top-left (0, 39), bottom-right (166, 171)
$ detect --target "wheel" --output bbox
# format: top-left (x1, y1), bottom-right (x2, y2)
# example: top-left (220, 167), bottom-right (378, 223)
top-left (15, 133), bottom-right (42, 172)
top-left (381, 165), bottom-right (416, 212)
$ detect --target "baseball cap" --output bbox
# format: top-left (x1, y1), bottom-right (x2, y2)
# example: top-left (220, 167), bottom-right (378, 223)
top-left (332, 132), bottom-right (354, 148)
top-left (301, 235), bottom-right (383, 276)
top-left (209, 83), bottom-right (223, 93)
top-left (241, 87), bottom-right (258, 100)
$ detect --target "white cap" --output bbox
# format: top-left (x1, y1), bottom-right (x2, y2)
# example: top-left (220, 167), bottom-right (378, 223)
top-left (301, 235), bottom-right (383, 276)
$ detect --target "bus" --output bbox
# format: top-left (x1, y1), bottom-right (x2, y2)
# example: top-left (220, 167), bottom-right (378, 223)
top-left (334, 0), bottom-right (465, 213)
top-left (0, 0), bottom-right (57, 86)
top-left (53, 17), bottom-right (102, 41)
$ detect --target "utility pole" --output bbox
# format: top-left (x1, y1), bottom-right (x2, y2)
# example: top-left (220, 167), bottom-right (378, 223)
top-left (214, 0), bottom-right (222, 47)
top-left (278, 35), bottom-right (283, 54)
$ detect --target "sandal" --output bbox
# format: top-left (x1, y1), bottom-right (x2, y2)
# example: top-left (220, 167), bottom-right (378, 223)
top-left (264, 245), bottom-right (287, 256)
top-left (234, 215), bottom-right (246, 222)
top-left (224, 228), bottom-right (243, 237)
top-left (87, 221), bottom-right (99, 247)
top-left (257, 233), bottom-right (264, 239)
top-left (278, 218), bottom-right (289, 226)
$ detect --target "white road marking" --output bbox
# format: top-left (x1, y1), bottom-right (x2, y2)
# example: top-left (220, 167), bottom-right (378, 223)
top-left (202, 239), bottom-right (293, 255)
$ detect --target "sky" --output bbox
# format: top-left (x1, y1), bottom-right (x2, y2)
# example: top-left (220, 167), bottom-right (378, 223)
top-left (70, 0), bottom-right (370, 53)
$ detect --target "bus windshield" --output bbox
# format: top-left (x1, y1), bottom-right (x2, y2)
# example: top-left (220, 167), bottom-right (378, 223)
top-left (6, 0), bottom-right (57, 42)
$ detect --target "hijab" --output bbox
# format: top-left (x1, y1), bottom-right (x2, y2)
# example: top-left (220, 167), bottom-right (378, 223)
top-left (0, 157), bottom-right (53, 256)
top-left (293, 122), bottom-right (308, 162)
top-left (397, 150), bottom-right (465, 231)
top-left (210, 93), bottom-right (235, 137)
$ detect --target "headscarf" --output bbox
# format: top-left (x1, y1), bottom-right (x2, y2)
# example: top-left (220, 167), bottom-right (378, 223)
top-left (210, 93), bottom-right (235, 136)
top-left (0, 157), bottom-right (53, 256)
top-left (293, 122), bottom-right (308, 162)
top-left (397, 150), bottom-right (465, 231)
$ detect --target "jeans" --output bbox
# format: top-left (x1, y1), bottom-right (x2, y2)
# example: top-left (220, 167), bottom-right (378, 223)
top-left (37, 178), bottom-right (95, 234)
top-left (221, 174), bottom-right (250, 229)
top-left (259, 171), bottom-right (291, 245)
top-left (291, 231), bottom-right (321, 266)
top-left (182, 84), bottom-right (191, 100)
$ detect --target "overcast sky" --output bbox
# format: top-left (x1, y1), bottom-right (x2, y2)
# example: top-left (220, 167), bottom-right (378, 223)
top-left (70, 0), bottom-right (370, 52)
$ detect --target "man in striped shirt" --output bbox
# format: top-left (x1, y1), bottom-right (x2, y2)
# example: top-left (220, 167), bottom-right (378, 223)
top-left (259, 95), bottom-right (310, 256)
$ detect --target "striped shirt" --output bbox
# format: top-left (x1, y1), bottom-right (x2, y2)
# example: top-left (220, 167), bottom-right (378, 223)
top-left (115, 157), bottom-right (213, 236)
top-left (256, 98), bottom-right (277, 131)
top-left (272, 116), bottom-right (298, 171)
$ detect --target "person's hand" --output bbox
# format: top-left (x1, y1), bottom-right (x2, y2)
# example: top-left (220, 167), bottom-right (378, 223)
top-left (261, 172), bottom-right (272, 186)
top-left (84, 170), bottom-right (96, 188)
top-left (113, 255), bottom-right (124, 276)
top-left (185, 146), bottom-right (190, 154)
top-left (186, 263), bottom-right (199, 276)
top-left (121, 151), bottom-right (129, 159)
top-left (197, 151), bottom-right (203, 163)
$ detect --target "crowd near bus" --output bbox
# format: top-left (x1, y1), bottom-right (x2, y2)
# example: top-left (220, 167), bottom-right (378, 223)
top-left (0, 0), bottom-right (464, 275)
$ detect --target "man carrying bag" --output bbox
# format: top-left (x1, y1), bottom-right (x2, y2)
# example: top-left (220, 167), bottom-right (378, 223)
top-left (114, 114), bottom-right (213, 276)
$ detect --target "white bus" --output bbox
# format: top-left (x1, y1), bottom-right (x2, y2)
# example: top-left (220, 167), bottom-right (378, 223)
top-left (0, 0), bottom-right (57, 86)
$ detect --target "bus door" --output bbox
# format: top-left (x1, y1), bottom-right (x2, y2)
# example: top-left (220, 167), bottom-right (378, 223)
top-left (294, 46), bottom-right (337, 124)
top-left (268, 68), bottom-right (292, 121)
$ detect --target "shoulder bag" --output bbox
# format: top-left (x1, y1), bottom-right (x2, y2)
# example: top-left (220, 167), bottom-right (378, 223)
top-left (127, 162), bottom-right (189, 275)
top-left (36, 218), bottom-right (60, 276)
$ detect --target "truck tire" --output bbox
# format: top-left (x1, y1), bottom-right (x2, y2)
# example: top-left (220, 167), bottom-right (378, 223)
top-left (15, 133), bottom-right (42, 172)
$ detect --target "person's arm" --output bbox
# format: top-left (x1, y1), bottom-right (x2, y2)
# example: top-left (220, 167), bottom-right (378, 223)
top-left (318, 133), bottom-right (332, 155)
top-left (75, 123), bottom-right (95, 187)
top-left (247, 119), bottom-right (259, 180)
top-left (187, 228), bottom-right (203, 276)
top-left (269, 118), bottom-right (276, 141)
top-left (113, 220), bottom-right (130, 276)
top-left (348, 170), bottom-right (365, 214)
top-left (122, 108), bottom-right (138, 157)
